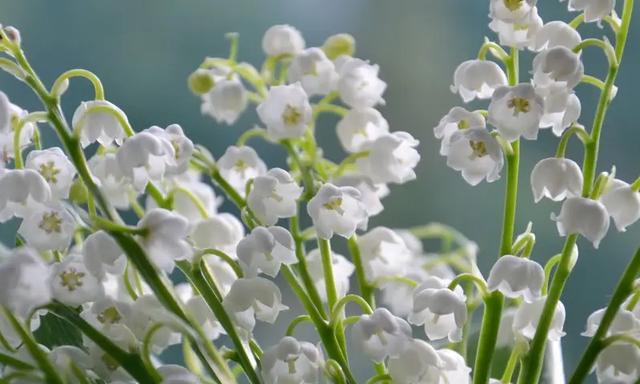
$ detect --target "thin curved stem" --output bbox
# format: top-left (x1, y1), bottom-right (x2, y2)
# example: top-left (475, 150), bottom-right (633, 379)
top-left (347, 235), bottom-right (375, 306)
top-left (448, 273), bottom-right (489, 297)
top-left (555, 124), bottom-right (591, 158)
top-left (573, 39), bottom-right (618, 68)
top-left (286, 315), bottom-right (313, 336)
top-left (331, 294), bottom-right (374, 321)
top-left (51, 69), bottom-right (105, 100)
top-left (196, 248), bottom-right (244, 278)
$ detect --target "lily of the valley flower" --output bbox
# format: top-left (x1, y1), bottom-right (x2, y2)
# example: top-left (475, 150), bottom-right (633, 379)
top-left (487, 255), bottom-right (545, 302)
top-left (488, 84), bottom-right (545, 141)
top-left (201, 78), bottom-right (248, 125)
top-left (223, 277), bottom-right (288, 333)
top-left (443, 127), bottom-right (504, 185)
top-left (190, 213), bottom-right (245, 255)
top-left (262, 25), bottom-right (305, 56)
top-left (451, 60), bottom-right (508, 102)
top-left (288, 47), bottom-right (338, 96)
top-left (582, 307), bottom-right (640, 337)
top-left (351, 307), bottom-right (412, 362)
top-left (261, 336), bottom-right (323, 384)
top-left (595, 342), bottom-right (640, 383)
top-left (532, 46), bottom-right (584, 93)
top-left (145, 124), bottom-right (194, 175)
top-left (0, 247), bottom-right (51, 317)
top-left (489, 7), bottom-right (543, 49)
top-left (0, 168), bottom-right (51, 222)
top-left (137, 208), bottom-right (192, 272)
top-left (116, 131), bottom-right (176, 191)
top-left (336, 107), bottom-right (389, 153)
top-left (552, 196), bottom-right (610, 248)
top-left (356, 131), bottom-right (421, 184)
top-left (83, 230), bottom-right (126, 278)
top-left (530, 157), bottom-right (583, 202)
top-left (489, 0), bottom-right (537, 23)
top-left (50, 254), bottom-right (103, 306)
top-left (71, 100), bottom-right (128, 148)
top-left (532, 21), bottom-right (582, 51)
top-left (25, 147), bottom-right (76, 199)
top-left (601, 179), bottom-right (640, 232)
top-left (357, 226), bottom-right (412, 281)
top-left (217, 145), bottom-right (267, 196)
top-left (257, 83), bottom-right (312, 140)
top-left (18, 204), bottom-right (75, 251)
top-left (307, 183), bottom-right (368, 239)
top-left (387, 339), bottom-right (443, 384)
top-left (513, 296), bottom-right (566, 341)
top-left (336, 57), bottom-right (386, 109)
top-left (89, 153), bottom-right (130, 209)
top-left (236, 226), bottom-right (297, 277)
top-left (247, 168), bottom-right (302, 226)
top-left (333, 174), bottom-right (388, 217)
top-left (539, 88), bottom-right (581, 136)
top-left (568, 0), bottom-right (616, 23)
top-left (434, 107), bottom-right (486, 156)
top-left (438, 348), bottom-right (472, 384)
top-left (158, 365), bottom-right (200, 384)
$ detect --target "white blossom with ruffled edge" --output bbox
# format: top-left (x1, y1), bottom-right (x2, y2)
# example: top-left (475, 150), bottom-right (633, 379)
top-left (490, 0), bottom-right (537, 23)
top-left (568, 0), bottom-right (616, 23)
top-left (356, 131), bottom-right (420, 184)
top-left (25, 147), bottom-right (76, 199)
top-left (115, 131), bottom-right (176, 191)
top-left (409, 276), bottom-right (467, 342)
top-left (333, 174), bottom-right (388, 217)
top-left (451, 60), bottom-right (508, 102)
top-left (434, 107), bottom-right (486, 156)
top-left (582, 307), bottom-right (640, 337)
top-left (248, 168), bottom-right (302, 226)
top-left (288, 47), bottom-right (338, 96)
top-left (443, 127), bottom-right (504, 185)
top-left (158, 365), bottom-right (200, 384)
top-left (145, 124), bottom-right (194, 175)
top-left (262, 25), bottom-right (305, 56)
top-left (71, 100), bottom-right (129, 148)
top-left (80, 297), bottom-right (132, 330)
top-left (488, 84), bottom-right (545, 141)
top-left (306, 248), bottom-right (354, 302)
top-left (217, 145), bottom-right (267, 196)
top-left (358, 226), bottom-right (413, 281)
top-left (595, 342), bottom-right (640, 383)
top-left (552, 196), bottom-right (610, 248)
top-left (190, 213), bottom-right (245, 256)
top-left (532, 46), bottom-right (584, 93)
top-left (174, 284), bottom-right (224, 341)
top-left (601, 179), bottom-right (640, 232)
top-left (351, 307), bottom-right (412, 362)
top-left (261, 336), bottom-right (323, 384)
top-left (201, 78), bottom-right (248, 125)
top-left (387, 339), bottom-right (443, 384)
top-left (0, 168), bottom-right (51, 222)
top-left (83, 230), bottom-right (126, 278)
top-left (489, 7), bottom-right (543, 49)
top-left (18, 204), bottom-right (75, 252)
top-left (236, 226), bottom-right (297, 277)
top-left (50, 254), bottom-right (103, 306)
top-left (487, 255), bottom-right (545, 302)
top-left (89, 153), bottom-right (130, 209)
top-left (137, 208), bottom-right (192, 272)
top-left (531, 157), bottom-right (583, 202)
top-left (307, 183), bottom-right (368, 239)
top-left (336, 107), bottom-right (389, 153)
top-left (0, 247), bottom-right (51, 317)
top-left (539, 88), bottom-right (581, 136)
top-left (257, 83), bottom-right (312, 141)
top-left (438, 349), bottom-right (472, 384)
top-left (223, 277), bottom-right (288, 333)
top-left (531, 21), bottom-right (582, 51)
top-left (336, 57), bottom-right (386, 108)
top-left (513, 296), bottom-right (566, 341)
top-left (124, 295), bottom-right (181, 353)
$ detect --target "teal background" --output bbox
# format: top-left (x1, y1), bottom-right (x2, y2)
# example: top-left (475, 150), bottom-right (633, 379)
top-left (1, 1), bottom-right (639, 382)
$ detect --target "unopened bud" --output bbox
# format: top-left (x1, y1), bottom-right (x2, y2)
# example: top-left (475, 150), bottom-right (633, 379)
top-left (2, 26), bottom-right (21, 45)
top-left (322, 33), bottom-right (355, 60)
top-left (188, 69), bottom-right (215, 95)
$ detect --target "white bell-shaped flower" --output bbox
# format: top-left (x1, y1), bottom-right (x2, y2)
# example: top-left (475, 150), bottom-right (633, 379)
top-left (388, 339), bottom-right (443, 384)
top-left (223, 277), bottom-right (288, 333)
top-left (358, 226), bottom-right (412, 280)
top-left (174, 284), bottom-right (224, 341)
top-left (145, 124), bottom-right (194, 175)
top-left (0, 168), bottom-right (51, 222)
top-left (552, 197), bottom-right (610, 248)
top-left (434, 107), bottom-right (486, 156)
top-left (190, 213), bottom-right (245, 256)
top-left (0, 247), bottom-right (51, 317)
top-left (582, 307), bottom-right (640, 337)
top-left (595, 342), bottom-right (640, 383)
top-left (333, 174), bottom-right (388, 217)
top-left (0, 91), bottom-right (11, 133)
top-left (288, 47), bottom-right (338, 96)
top-left (166, 174), bottom-right (222, 222)
top-left (438, 349), bottom-right (472, 384)
top-left (0, 104), bottom-right (35, 167)
top-left (530, 157), bottom-right (583, 202)
top-left (262, 25), bottom-right (305, 56)
top-left (306, 248), bottom-right (354, 302)
top-left (25, 147), bottom-right (76, 199)
top-left (261, 336), bottom-right (323, 384)
top-left (236, 226), bottom-right (297, 277)
top-left (409, 276), bottom-right (467, 342)
top-left (513, 296), bottom-right (566, 341)
top-left (72, 100), bottom-right (128, 148)
top-left (248, 168), bottom-right (302, 226)
top-left (336, 57), bottom-right (386, 108)
top-left (532, 46), bottom-right (584, 92)
top-left (137, 208), bottom-right (192, 272)
top-left (89, 153), bottom-right (130, 209)
top-left (201, 78), bottom-right (248, 125)
top-left (351, 307), bottom-right (412, 362)
top-left (203, 256), bottom-right (238, 296)
top-left (489, 7), bottom-right (543, 49)
top-left (124, 295), bottom-right (181, 352)
top-left (356, 131), bottom-right (420, 184)
top-left (451, 60), bottom-right (508, 102)
top-left (601, 179), bottom-right (640, 232)
top-left (336, 107), bottom-right (389, 153)
top-left (568, 0), bottom-right (616, 23)
top-left (307, 183), bottom-right (368, 239)
top-left (257, 83), bottom-right (312, 141)
top-left (532, 21), bottom-right (582, 51)
top-left (490, 0), bottom-right (536, 22)
top-left (444, 127), bottom-right (504, 185)
top-left (18, 204), bottom-right (75, 252)
top-left (217, 145), bottom-right (267, 196)
top-left (487, 255), bottom-right (545, 302)
top-left (83, 230), bottom-right (126, 278)
top-left (539, 88), bottom-right (581, 136)
top-left (50, 254), bottom-right (103, 306)
top-left (158, 365), bottom-right (200, 384)
top-left (488, 84), bottom-right (545, 141)
top-left (80, 297), bottom-right (132, 329)
top-left (116, 131), bottom-right (176, 191)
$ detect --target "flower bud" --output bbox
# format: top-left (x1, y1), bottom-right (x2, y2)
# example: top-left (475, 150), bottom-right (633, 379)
top-left (552, 197), bottom-right (610, 248)
top-left (262, 25), bottom-right (305, 56)
top-left (322, 33), bottom-right (356, 60)
top-left (187, 68), bottom-right (215, 95)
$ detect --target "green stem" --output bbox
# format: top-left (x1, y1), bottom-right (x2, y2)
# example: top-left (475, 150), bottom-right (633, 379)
top-left (448, 273), bottom-right (489, 297)
top-left (196, 248), bottom-right (244, 278)
top-left (555, 124), bottom-right (590, 158)
top-left (0, 351), bottom-right (35, 370)
top-left (319, 238), bottom-right (339, 310)
top-left (347, 236), bottom-right (375, 306)
top-left (50, 68), bottom-right (105, 99)
top-left (569, 247), bottom-right (640, 383)
top-left (12, 111), bottom-right (48, 169)
top-left (286, 315), bottom-right (313, 336)
top-left (472, 292), bottom-right (504, 384)
top-left (331, 294), bottom-right (374, 320)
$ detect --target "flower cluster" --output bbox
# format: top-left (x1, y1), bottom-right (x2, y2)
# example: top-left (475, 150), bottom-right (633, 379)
top-left (0, 0), bottom-right (638, 382)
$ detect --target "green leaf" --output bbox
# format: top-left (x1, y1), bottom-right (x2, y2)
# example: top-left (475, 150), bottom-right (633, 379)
top-left (33, 311), bottom-right (84, 349)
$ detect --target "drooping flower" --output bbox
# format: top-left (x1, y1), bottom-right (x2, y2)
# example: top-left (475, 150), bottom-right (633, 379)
top-left (387, 339), bottom-right (443, 384)
top-left (18, 204), bottom-right (75, 251)
top-left (0, 168), bottom-right (51, 222)
top-left (49, 346), bottom-right (93, 382)
top-left (307, 183), bottom-right (368, 239)
top-left (532, 46), bottom-right (584, 93)
top-left (288, 47), bottom-right (338, 96)
top-left (262, 25), bottom-right (305, 56)
top-left (201, 78), bottom-right (248, 125)
top-left (539, 88), bottom-right (581, 136)
top-left (25, 147), bottom-right (76, 199)
top-left (582, 307), bottom-right (640, 337)
top-left (217, 145), bottom-right (267, 196)
top-left (552, 197), bottom-right (610, 248)
top-left (595, 342), bottom-right (640, 383)
top-left (261, 337), bottom-right (323, 384)
top-left (50, 254), bottom-right (103, 306)
top-left (438, 349), bottom-right (472, 384)
top-left (257, 83), bottom-right (312, 140)
top-left (116, 131), bottom-right (176, 191)
top-left (443, 127), bottom-right (504, 185)
top-left (336, 57), bottom-right (386, 108)
top-left (487, 255), bottom-right (545, 302)
top-left (451, 60), bottom-right (508, 102)
top-left (568, 0), bottom-right (616, 23)
top-left (89, 152), bottom-right (130, 209)
top-left (83, 230), bottom-right (126, 278)
top-left (336, 108), bottom-right (389, 153)
top-left (601, 179), bottom-right (640, 232)
top-left (357, 226), bottom-right (413, 280)
top-left (174, 284), bottom-right (224, 341)
top-left (190, 213), bottom-right (245, 256)
top-left (71, 100), bottom-right (129, 148)
top-left (137, 208), bottom-right (192, 272)
top-left (332, 174), bottom-right (388, 217)
top-left (0, 247), bottom-right (51, 317)
top-left (530, 157), bottom-right (583, 202)
top-left (531, 21), bottom-right (582, 51)
top-left (489, 7), bottom-right (543, 49)
top-left (490, 0), bottom-right (537, 22)
top-left (488, 84), bottom-right (545, 141)
top-left (158, 365), bottom-right (200, 384)
top-left (145, 124), bottom-right (194, 175)
top-left (351, 307), bottom-right (412, 362)
top-left (356, 131), bottom-right (421, 184)
top-left (513, 296), bottom-right (566, 341)
top-left (247, 168), bottom-right (302, 226)
top-left (434, 107), bottom-right (486, 155)
top-left (223, 277), bottom-right (288, 333)
top-left (236, 226), bottom-right (297, 277)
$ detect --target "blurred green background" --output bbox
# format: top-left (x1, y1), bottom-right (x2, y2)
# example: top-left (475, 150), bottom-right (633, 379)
top-left (1, 0), bottom-right (639, 381)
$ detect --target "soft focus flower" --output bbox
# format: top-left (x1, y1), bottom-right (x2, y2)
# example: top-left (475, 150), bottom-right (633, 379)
top-left (50, 254), bottom-right (102, 306)
top-left (487, 255), bottom-right (545, 302)
top-left (451, 60), bottom-right (508, 102)
top-left (356, 131), bottom-right (420, 184)
top-left (438, 349), bottom-right (472, 384)
top-left (595, 342), bottom-right (640, 383)
top-left (247, 168), bottom-right (302, 226)
top-left (190, 213), bottom-right (245, 255)
top-left (552, 197), bottom-right (610, 248)
top-left (532, 46), bottom-right (584, 92)
top-left (137, 208), bottom-right (192, 272)
top-left (443, 127), bottom-right (504, 185)
top-left (513, 296), bottom-right (566, 341)
top-left (434, 107), bottom-right (486, 156)
top-left (601, 179), bottom-right (640, 232)
top-left (336, 108), bottom-right (389, 153)
top-left (72, 100), bottom-right (128, 148)
top-left (89, 153), bottom-right (130, 209)
top-left (0, 247), bottom-right (51, 317)
top-left (223, 277), bottom-right (288, 333)
top-left (83, 230), bottom-right (126, 278)
top-left (18, 204), bottom-right (75, 251)
top-left (257, 83), bottom-right (312, 140)
top-left (489, 7), bottom-right (543, 49)
top-left (217, 145), bottom-right (267, 196)
top-left (582, 307), bottom-right (640, 337)
top-left (539, 88), bottom-right (581, 136)
top-left (530, 157), bottom-right (583, 202)
top-left (351, 308), bottom-right (412, 362)
top-left (307, 183), bottom-right (368, 239)
top-left (306, 248), bottom-right (354, 302)
top-left (201, 78), bottom-right (248, 125)
top-left (288, 47), bottom-right (338, 96)
top-left (333, 174), bottom-right (388, 217)
top-left (261, 336), bottom-right (323, 384)
top-left (531, 21), bottom-right (582, 51)
top-left (490, 0), bottom-right (537, 23)
top-left (116, 131), bottom-right (176, 191)
top-left (158, 365), bottom-right (200, 384)
top-left (358, 226), bottom-right (412, 280)
top-left (174, 284), bottom-right (224, 341)
top-left (0, 168), bottom-right (51, 222)
top-left (488, 84), bottom-right (545, 141)
top-left (145, 124), bottom-right (194, 175)
top-left (336, 57), bottom-right (386, 108)
top-left (25, 147), bottom-right (76, 199)
top-left (568, 0), bottom-right (616, 23)
top-left (387, 339), bottom-right (443, 384)
top-left (262, 25), bottom-right (305, 56)
top-left (236, 226), bottom-right (297, 277)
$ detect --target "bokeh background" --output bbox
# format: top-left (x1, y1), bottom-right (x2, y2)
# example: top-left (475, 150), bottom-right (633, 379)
top-left (1, 0), bottom-right (639, 382)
